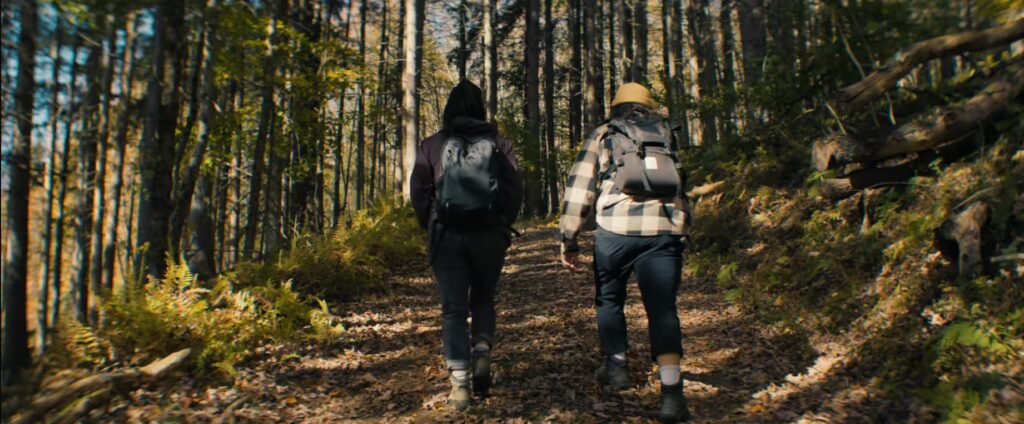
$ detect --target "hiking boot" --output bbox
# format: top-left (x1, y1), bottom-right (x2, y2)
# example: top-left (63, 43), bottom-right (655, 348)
top-left (449, 372), bottom-right (471, 411)
top-left (658, 383), bottom-right (691, 423)
top-left (471, 349), bottom-right (492, 397)
top-left (595, 358), bottom-right (632, 391)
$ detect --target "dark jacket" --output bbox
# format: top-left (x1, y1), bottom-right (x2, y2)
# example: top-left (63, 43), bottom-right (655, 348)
top-left (410, 80), bottom-right (522, 231)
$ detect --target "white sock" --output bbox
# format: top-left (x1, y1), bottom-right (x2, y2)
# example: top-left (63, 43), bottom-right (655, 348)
top-left (451, 368), bottom-right (469, 385)
top-left (659, 364), bottom-right (681, 386)
top-left (611, 352), bottom-right (627, 364)
top-left (474, 341), bottom-right (490, 352)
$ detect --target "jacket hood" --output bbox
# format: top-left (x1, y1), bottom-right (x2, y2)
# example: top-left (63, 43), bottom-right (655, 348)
top-left (442, 80), bottom-right (492, 136)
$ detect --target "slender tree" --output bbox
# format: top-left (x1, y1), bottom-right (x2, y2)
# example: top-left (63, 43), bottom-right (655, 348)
top-left (52, 35), bottom-right (82, 329)
top-left (89, 16), bottom-right (117, 323)
top-left (401, 0), bottom-right (420, 198)
top-left (568, 0), bottom-right (582, 148)
top-left (584, 0), bottom-right (605, 131)
top-left (525, 0), bottom-right (542, 216)
top-left (738, 0), bottom-right (766, 85)
top-left (544, 0), bottom-right (558, 214)
top-left (103, 15), bottom-right (141, 291)
top-left (37, 15), bottom-right (64, 354)
top-left (137, 0), bottom-right (187, 279)
top-left (71, 38), bottom-right (101, 322)
top-left (483, 0), bottom-right (497, 118)
top-left (619, 0), bottom-right (634, 83)
top-left (2, 0), bottom-right (37, 386)
top-left (356, 0), bottom-right (367, 210)
top-left (685, 0), bottom-right (718, 145)
top-left (718, 0), bottom-right (736, 138)
top-left (244, 3), bottom-right (278, 259)
top-left (634, 0), bottom-right (648, 83)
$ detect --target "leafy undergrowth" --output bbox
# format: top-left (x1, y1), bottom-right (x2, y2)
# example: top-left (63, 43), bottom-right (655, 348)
top-left (682, 113), bottom-right (1023, 421)
top-left (42, 197), bottom-right (423, 385)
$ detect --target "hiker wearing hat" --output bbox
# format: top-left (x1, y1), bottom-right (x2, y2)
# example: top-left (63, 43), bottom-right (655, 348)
top-left (558, 82), bottom-right (692, 422)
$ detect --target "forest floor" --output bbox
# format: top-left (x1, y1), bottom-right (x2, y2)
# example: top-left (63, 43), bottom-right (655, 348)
top-left (124, 226), bottom-right (854, 423)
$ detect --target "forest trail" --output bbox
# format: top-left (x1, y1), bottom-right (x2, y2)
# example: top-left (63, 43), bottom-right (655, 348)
top-left (136, 226), bottom-right (827, 423)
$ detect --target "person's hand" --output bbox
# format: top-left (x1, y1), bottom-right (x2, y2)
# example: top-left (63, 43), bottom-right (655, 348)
top-left (560, 243), bottom-right (584, 273)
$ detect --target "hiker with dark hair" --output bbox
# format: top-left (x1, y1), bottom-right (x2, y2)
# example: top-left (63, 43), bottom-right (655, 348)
top-left (410, 79), bottom-right (522, 410)
top-left (558, 82), bottom-right (693, 422)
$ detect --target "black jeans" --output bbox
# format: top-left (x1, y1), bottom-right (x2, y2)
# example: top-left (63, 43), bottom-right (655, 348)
top-left (431, 227), bottom-right (510, 369)
top-left (594, 227), bottom-right (685, 362)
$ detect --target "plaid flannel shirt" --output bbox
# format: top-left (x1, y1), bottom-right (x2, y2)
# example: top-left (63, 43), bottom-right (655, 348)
top-left (558, 123), bottom-right (691, 253)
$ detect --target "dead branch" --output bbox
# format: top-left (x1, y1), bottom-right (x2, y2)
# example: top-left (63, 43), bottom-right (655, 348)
top-left (820, 162), bottom-right (917, 200)
top-left (839, 18), bottom-right (1024, 111)
top-left (936, 202), bottom-right (990, 279)
top-left (814, 59), bottom-right (1024, 170)
top-left (687, 181), bottom-right (724, 198)
top-left (10, 349), bottom-right (190, 424)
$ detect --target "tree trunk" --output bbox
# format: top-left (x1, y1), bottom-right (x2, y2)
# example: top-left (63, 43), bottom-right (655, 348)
top-left (71, 42), bottom-right (101, 322)
top-left (618, 0), bottom-right (634, 83)
top-left (584, 0), bottom-right (605, 132)
top-left (37, 15), bottom-right (64, 354)
top-left (243, 4), bottom-right (278, 259)
top-left (104, 16), bottom-right (140, 292)
top-left (738, 0), bottom-right (766, 85)
top-left (608, 1), bottom-right (617, 96)
top-left (369, 0), bottom-right (390, 204)
top-left (170, 0), bottom-right (219, 260)
top-left (457, 0), bottom-right (469, 80)
top-left (52, 38), bottom-right (82, 330)
top-left (2, 0), bottom-right (37, 387)
top-left (525, 0), bottom-right (542, 216)
top-left (356, 0), bottom-right (367, 210)
top-left (718, 0), bottom-right (736, 138)
top-left (401, 0), bottom-right (420, 199)
top-left (634, 0), bottom-right (648, 83)
top-left (569, 0), bottom-right (583, 148)
top-left (264, 120), bottom-right (285, 256)
top-left (544, 0), bottom-right (558, 215)
top-left (483, 0), bottom-right (497, 119)
top-left (137, 0), bottom-right (186, 279)
top-left (662, 0), bottom-right (676, 119)
top-left (89, 18), bottom-right (118, 323)
top-left (685, 0), bottom-right (717, 145)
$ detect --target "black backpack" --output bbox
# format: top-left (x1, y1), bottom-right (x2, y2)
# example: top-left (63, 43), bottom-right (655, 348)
top-left (604, 116), bottom-right (683, 198)
top-left (435, 135), bottom-right (505, 228)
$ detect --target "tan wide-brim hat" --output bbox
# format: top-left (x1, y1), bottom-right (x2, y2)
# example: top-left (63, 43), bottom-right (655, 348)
top-left (611, 82), bottom-right (658, 109)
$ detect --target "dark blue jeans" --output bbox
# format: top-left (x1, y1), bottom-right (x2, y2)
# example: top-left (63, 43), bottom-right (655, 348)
top-left (594, 227), bottom-right (685, 362)
top-left (430, 227), bottom-right (510, 369)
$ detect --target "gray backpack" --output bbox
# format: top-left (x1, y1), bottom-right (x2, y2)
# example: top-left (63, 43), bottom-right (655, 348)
top-left (604, 116), bottom-right (683, 198)
top-left (435, 135), bottom-right (505, 227)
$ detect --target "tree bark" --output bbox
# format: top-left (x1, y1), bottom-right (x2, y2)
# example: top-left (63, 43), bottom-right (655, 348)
top-left (243, 5), bottom-right (278, 259)
top-left (51, 38), bottom-right (82, 330)
top-left (569, 0), bottom-right (582, 148)
top-left (937, 202), bottom-right (989, 280)
top-left (584, 0), bottom-right (605, 132)
top-left (137, 0), bottom-right (187, 279)
top-left (525, 0), bottom-right (543, 216)
top-left (483, 0), bottom-right (497, 118)
top-left (839, 18), bottom-right (1024, 111)
top-left (103, 16), bottom-right (141, 292)
top-left (718, 0), bottom-right (736, 138)
top-left (2, 0), bottom-right (37, 387)
top-left (544, 0), bottom-right (558, 214)
top-left (738, 0), bottom-right (766, 85)
top-left (356, 0), bottom-right (367, 210)
top-left (608, 0), bottom-right (617, 96)
top-left (457, 0), bottom-right (469, 80)
top-left (89, 17), bottom-right (118, 323)
top-left (634, 0), bottom-right (648, 83)
top-left (662, 0), bottom-right (676, 119)
top-left (685, 0), bottom-right (717, 145)
top-left (37, 15), bottom-right (64, 354)
top-left (401, 0), bottom-right (421, 199)
top-left (170, 0), bottom-right (219, 260)
top-left (71, 40), bottom-right (101, 322)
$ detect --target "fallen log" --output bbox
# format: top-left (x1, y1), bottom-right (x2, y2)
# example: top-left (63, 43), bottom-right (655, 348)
top-left (814, 59), bottom-right (1024, 170)
top-left (839, 18), bottom-right (1024, 111)
top-left (936, 202), bottom-right (990, 279)
top-left (10, 349), bottom-right (190, 424)
top-left (820, 162), bottom-right (917, 200)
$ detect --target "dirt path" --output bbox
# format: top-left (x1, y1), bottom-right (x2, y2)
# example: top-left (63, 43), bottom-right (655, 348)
top-left (140, 227), bottom-right (820, 423)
